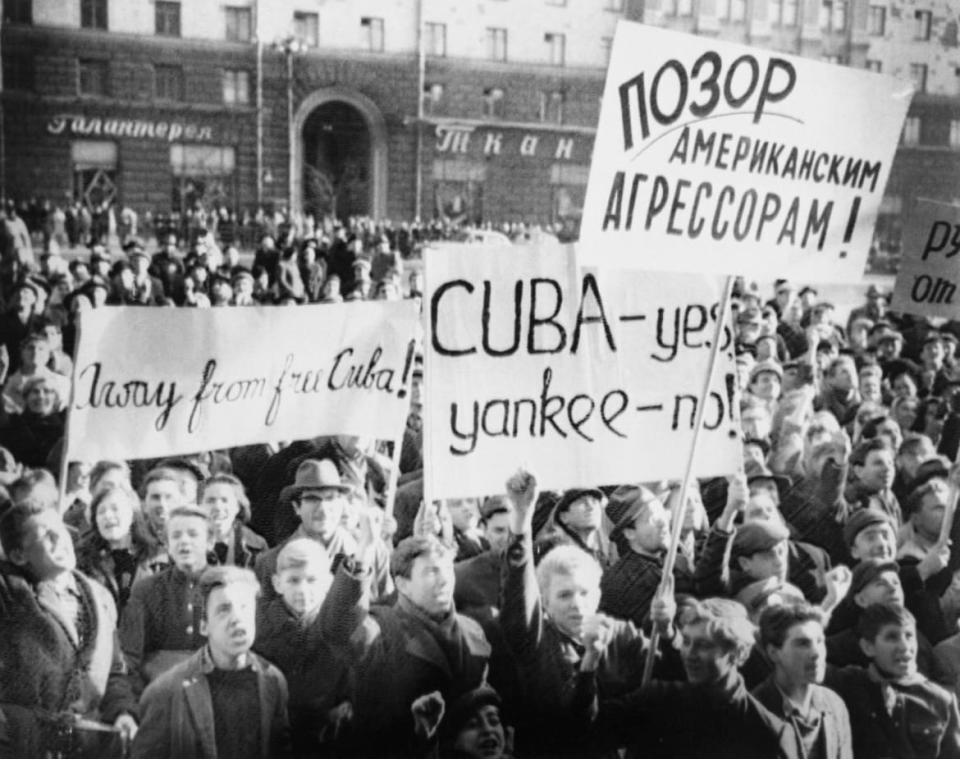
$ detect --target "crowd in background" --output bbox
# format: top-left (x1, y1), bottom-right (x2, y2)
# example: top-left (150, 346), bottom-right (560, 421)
top-left (2, 200), bottom-right (960, 758)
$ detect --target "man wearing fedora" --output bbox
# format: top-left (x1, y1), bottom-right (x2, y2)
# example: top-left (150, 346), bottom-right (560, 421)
top-left (254, 459), bottom-right (359, 605)
top-left (599, 485), bottom-right (673, 628)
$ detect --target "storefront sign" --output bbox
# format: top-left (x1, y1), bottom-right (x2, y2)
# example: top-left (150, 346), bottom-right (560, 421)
top-left (434, 124), bottom-right (588, 162)
top-left (47, 113), bottom-right (216, 143)
top-left (424, 243), bottom-right (741, 499)
top-left (65, 302), bottom-right (419, 462)
top-left (578, 22), bottom-right (912, 282)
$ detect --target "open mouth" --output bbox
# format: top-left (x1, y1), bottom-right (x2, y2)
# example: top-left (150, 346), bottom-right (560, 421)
top-left (477, 736), bottom-right (502, 753)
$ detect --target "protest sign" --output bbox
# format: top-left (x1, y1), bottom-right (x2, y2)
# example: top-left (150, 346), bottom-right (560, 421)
top-left (579, 21), bottom-right (912, 282)
top-left (64, 302), bottom-right (419, 462)
top-left (890, 199), bottom-right (960, 319)
top-left (423, 244), bottom-right (742, 500)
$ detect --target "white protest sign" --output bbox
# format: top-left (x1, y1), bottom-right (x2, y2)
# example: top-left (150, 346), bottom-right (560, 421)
top-left (65, 302), bottom-right (419, 461)
top-left (423, 244), bottom-right (742, 500)
top-left (579, 21), bottom-right (912, 282)
top-left (890, 199), bottom-right (960, 319)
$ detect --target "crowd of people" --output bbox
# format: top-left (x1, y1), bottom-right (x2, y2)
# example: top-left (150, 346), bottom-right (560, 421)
top-left (1, 211), bottom-right (960, 759)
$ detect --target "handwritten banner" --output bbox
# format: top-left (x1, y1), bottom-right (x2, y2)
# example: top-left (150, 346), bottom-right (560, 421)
top-left (891, 199), bottom-right (960, 319)
top-left (423, 244), bottom-right (742, 499)
top-left (65, 302), bottom-right (419, 462)
top-left (578, 22), bottom-right (911, 282)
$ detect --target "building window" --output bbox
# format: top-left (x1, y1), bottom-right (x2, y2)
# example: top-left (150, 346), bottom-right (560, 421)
top-left (80, 0), bottom-right (107, 29)
top-left (822, 54), bottom-right (843, 64)
top-left (678, 0), bottom-right (694, 15)
top-left (224, 6), bottom-right (252, 42)
top-left (718, 0), bottom-right (746, 22)
top-left (3, 0), bottom-right (32, 24)
top-left (78, 59), bottom-right (108, 96)
top-left (483, 87), bottom-right (505, 118)
top-left (866, 59), bottom-right (882, 72)
top-left (223, 69), bottom-right (250, 105)
top-left (72, 141), bottom-right (118, 209)
top-left (910, 63), bottom-right (928, 93)
top-left (902, 116), bottom-right (920, 146)
top-left (425, 22), bottom-right (447, 57)
top-left (486, 27), bottom-right (507, 61)
top-left (832, 0), bottom-right (847, 30)
top-left (601, 36), bottom-right (613, 62)
top-left (662, 0), bottom-right (677, 14)
top-left (170, 145), bottom-right (237, 216)
top-left (155, 2), bottom-right (181, 37)
top-left (606, 0), bottom-right (625, 9)
top-left (360, 17), bottom-right (385, 51)
top-left (867, 5), bottom-right (886, 35)
top-left (294, 12), bottom-right (319, 47)
top-left (545, 33), bottom-right (566, 66)
top-left (915, 10), bottom-right (932, 40)
top-left (820, 0), bottom-right (846, 30)
top-left (4, 56), bottom-right (34, 91)
top-left (772, 0), bottom-right (799, 26)
top-left (155, 64), bottom-right (184, 101)
top-left (950, 120), bottom-right (960, 148)
top-left (540, 91), bottom-right (564, 124)
top-left (423, 83), bottom-right (444, 115)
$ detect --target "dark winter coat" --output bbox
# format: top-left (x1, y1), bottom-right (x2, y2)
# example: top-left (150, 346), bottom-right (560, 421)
top-left (0, 563), bottom-right (137, 757)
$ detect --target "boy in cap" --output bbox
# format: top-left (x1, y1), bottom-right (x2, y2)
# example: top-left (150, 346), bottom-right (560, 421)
top-left (599, 485), bottom-right (673, 628)
top-left (827, 604), bottom-right (960, 759)
top-left (535, 486), bottom-right (613, 568)
top-left (826, 559), bottom-right (939, 673)
top-left (695, 476), bottom-right (831, 604)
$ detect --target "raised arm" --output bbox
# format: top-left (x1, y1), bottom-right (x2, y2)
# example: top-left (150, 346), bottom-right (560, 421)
top-left (500, 468), bottom-right (545, 658)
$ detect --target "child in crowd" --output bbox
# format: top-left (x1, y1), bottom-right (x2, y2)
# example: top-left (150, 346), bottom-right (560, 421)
top-left (254, 537), bottom-right (353, 756)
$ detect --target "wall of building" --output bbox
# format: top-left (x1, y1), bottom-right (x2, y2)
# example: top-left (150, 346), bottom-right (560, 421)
top-left (2, 0), bottom-right (959, 239)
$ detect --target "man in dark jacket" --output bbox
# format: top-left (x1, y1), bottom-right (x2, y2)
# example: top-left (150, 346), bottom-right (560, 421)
top-left (827, 603), bottom-right (960, 759)
top-left (501, 470), bottom-right (672, 759)
top-left (599, 485), bottom-right (671, 628)
top-left (0, 503), bottom-right (138, 757)
top-left (324, 534), bottom-right (490, 757)
top-left (754, 603), bottom-right (852, 759)
top-left (589, 595), bottom-right (797, 759)
top-left (131, 565), bottom-right (290, 759)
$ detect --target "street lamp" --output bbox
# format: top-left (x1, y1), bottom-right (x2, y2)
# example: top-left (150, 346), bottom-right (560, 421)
top-left (274, 36), bottom-right (306, 215)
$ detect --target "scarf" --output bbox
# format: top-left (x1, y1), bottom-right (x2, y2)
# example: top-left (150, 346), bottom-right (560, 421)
top-left (867, 662), bottom-right (926, 716)
top-left (397, 593), bottom-right (468, 679)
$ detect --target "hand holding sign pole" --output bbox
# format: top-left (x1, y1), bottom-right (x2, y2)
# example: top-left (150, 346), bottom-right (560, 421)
top-left (579, 20), bottom-right (910, 686)
top-left (641, 274), bottom-right (735, 686)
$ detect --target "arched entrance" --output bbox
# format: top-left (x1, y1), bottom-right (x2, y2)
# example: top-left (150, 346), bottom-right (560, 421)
top-left (292, 88), bottom-right (387, 220)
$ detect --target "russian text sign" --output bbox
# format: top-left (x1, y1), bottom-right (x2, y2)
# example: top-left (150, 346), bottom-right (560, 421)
top-left (579, 21), bottom-right (912, 282)
top-left (891, 199), bottom-right (960, 319)
top-left (65, 302), bottom-right (419, 461)
top-left (424, 244), bottom-right (742, 499)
